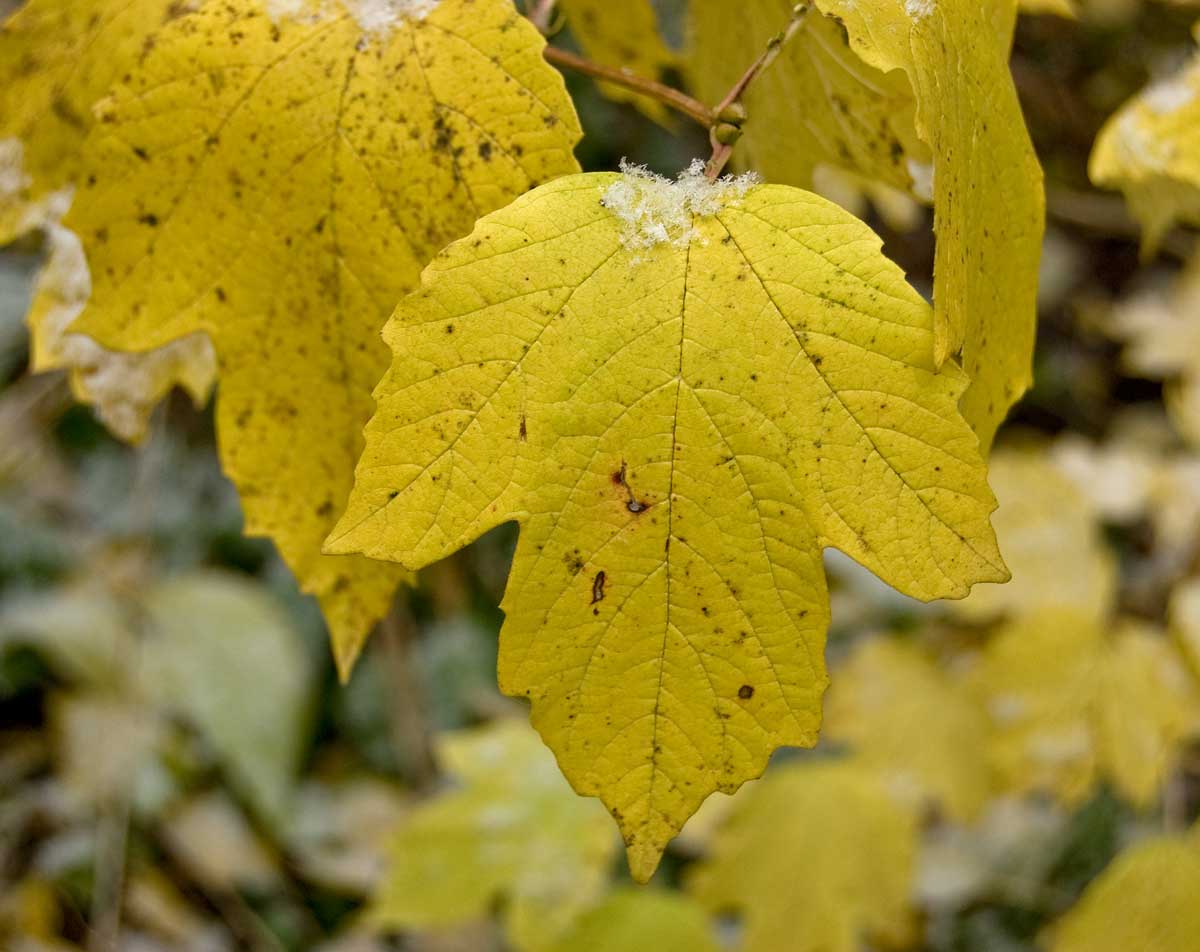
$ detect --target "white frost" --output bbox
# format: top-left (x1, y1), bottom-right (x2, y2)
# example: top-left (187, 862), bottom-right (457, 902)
top-left (1143, 78), bottom-right (1195, 116)
top-left (905, 0), bottom-right (935, 21)
top-left (265, 0), bottom-right (438, 33)
top-left (600, 158), bottom-right (757, 253)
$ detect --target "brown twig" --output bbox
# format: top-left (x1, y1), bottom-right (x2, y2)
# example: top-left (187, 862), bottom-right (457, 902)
top-left (542, 46), bottom-right (716, 129)
top-left (379, 594), bottom-right (439, 792)
top-left (706, 4), bottom-right (811, 181)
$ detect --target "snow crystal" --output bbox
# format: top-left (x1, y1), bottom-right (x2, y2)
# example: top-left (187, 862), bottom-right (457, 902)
top-left (600, 158), bottom-right (758, 254)
top-left (1143, 78), bottom-right (1195, 116)
top-left (266, 0), bottom-right (438, 34)
top-left (905, 0), bottom-right (935, 21)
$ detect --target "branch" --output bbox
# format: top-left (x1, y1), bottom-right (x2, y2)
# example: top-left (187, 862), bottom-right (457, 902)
top-left (542, 46), bottom-right (716, 129)
top-left (706, 4), bottom-right (811, 181)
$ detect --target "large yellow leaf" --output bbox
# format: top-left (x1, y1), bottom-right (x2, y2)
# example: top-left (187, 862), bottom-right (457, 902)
top-left (1047, 834), bottom-right (1200, 952)
top-left (816, 0), bottom-right (1045, 448)
top-left (1091, 23), bottom-right (1200, 254)
top-left (66, 0), bottom-right (582, 673)
top-left (953, 450), bottom-right (1116, 624)
top-left (328, 163), bottom-right (1006, 879)
top-left (557, 0), bottom-right (677, 123)
top-left (823, 637), bottom-right (992, 820)
top-left (686, 760), bottom-right (918, 952)
top-left (687, 0), bottom-right (930, 194)
top-left (368, 720), bottom-right (617, 952)
top-left (970, 609), bottom-right (1200, 807)
top-left (0, 0), bottom-right (195, 243)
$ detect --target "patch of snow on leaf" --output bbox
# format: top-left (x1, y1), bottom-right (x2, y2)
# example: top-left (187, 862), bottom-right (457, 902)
top-left (265, 0), bottom-right (437, 32)
top-left (601, 158), bottom-right (757, 253)
top-left (905, 0), bottom-right (935, 21)
top-left (1144, 78), bottom-right (1195, 116)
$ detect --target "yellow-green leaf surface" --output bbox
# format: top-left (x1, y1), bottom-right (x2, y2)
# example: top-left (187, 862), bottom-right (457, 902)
top-left (548, 889), bottom-right (720, 952)
top-left (66, 0), bottom-right (582, 672)
top-left (824, 637), bottom-right (991, 820)
top-left (1091, 24), bottom-right (1200, 253)
top-left (0, 0), bottom-right (194, 244)
top-left (558, 0), bottom-right (677, 123)
top-left (369, 720), bottom-right (617, 952)
top-left (686, 760), bottom-right (917, 952)
top-left (816, 0), bottom-right (1045, 448)
top-left (952, 451), bottom-right (1116, 624)
top-left (688, 0), bottom-right (930, 194)
top-left (1047, 834), bottom-right (1200, 952)
top-left (329, 164), bottom-right (1006, 879)
top-left (970, 609), bottom-right (1200, 807)
top-left (27, 223), bottom-right (216, 444)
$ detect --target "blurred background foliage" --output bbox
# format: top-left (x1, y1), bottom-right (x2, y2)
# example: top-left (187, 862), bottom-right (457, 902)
top-left (3, 0), bottom-right (1200, 950)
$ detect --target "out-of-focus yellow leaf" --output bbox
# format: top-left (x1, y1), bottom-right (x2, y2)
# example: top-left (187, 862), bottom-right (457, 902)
top-left (954, 451), bottom-right (1115, 624)
top-left (816, 0), bottom-right (1044, 448)
top-left (1105, 255), bottom-right (1200, 445)
top-left (824, 637), bottom-right (992, 820)
top-left (329, 164), bottom-right (1005, 880)
top-left (369, 720), bottom-right (617, 952)
top-left (687, 760), bottom-right (918, 952)
top-left (970, 609), bottom-right (1200, 807)
top-left (66, 0), bottom-right (582, 673)
top-left (1170, 578), bottom-right (1200, 679)
top-left (27, 222), bottom-right (215, 443)
top-left (688, 0), bottom-right (929, 194)
top-left (0, 0), bottom-right (195, 243)
top-left (548, 889), bottom-right (720, 952)
top-left (557, 0), bottom-right (677, 122)
top-left (1047, 835), bottom-right (1200, 952)
top-left (1091, 24), bottom-right (1200, 253)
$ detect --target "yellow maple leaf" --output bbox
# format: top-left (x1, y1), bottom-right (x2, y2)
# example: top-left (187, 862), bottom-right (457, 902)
top-left (1046, 833), bottom-right (1200, 952)
top-left (65, 0), bottom-right (582, 673)
top-left (328, 163), bottom-right (1006, 879)
top-left (27, 222), bottom-right (215, 444)
top-left (1091, 23), bottom-right (1200, 254)
top-left (686, 759), bottom-right (918, 952)
top-left (823, 637), bottom-right (992, 820)
top-left (548, 889), bottom-right (720, 952)
top-left (368, 720), bottom-right (617, 952)
top-left (816, 0), bottom-right (1045, 449)
top-left (557, 0), bottom-right (677, 123)
top-left (0, 0), bottom-right (197, 243)
top-left (970, 609), bottom-right (1200, 807)
top-left (1, 0), bottom-right (217, 439)
top-left (953, 450), bottom-right (1116, 625)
